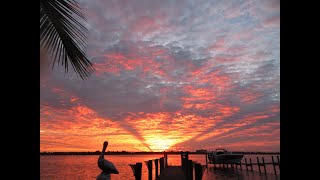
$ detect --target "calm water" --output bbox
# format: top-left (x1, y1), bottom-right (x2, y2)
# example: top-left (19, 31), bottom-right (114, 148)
top-left (40, 154), bottom-right (280, 180)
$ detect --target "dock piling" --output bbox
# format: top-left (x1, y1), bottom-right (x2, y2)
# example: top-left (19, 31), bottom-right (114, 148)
top-left (194, 163), bottom-right (203, 180)
top-left (245, 158), bottom-right (248, 171)
top-left (272, 156), bottom-right (277, 175)
top-left (135, 162), bottom-right (142, 180)
top-left (160, 157), bottom-right (164, 174)
top-left (147, 160), bottom-right (152, 180)
top-left (154, 159), bottom-right (159, 178)
top-left (205, 153), bottom-right (208, 168)
top-left (187, 160), bottom-right (193, 180)
top-left (181, 151), bottom-right (189, 176)
top-left (257, 157), bottom-right (261, 173)
top-left (164, 152), bottom-right (168, 168)
top-left (262, 157), bottom-right (266, 174)
top-left (277, 156), bottom-right (280, 169)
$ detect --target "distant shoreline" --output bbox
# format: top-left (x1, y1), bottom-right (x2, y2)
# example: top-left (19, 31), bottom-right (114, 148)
top-left (40, 151), bottom-right (280, 155)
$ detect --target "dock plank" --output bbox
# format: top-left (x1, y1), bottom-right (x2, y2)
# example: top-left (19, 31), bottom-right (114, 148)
top-left (157, 166), bottom-right (187, 180)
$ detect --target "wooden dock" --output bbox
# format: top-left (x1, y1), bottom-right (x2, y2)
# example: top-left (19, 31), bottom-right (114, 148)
top-left (129, 151), bottom-right (205, 180)
top-left (157, 166), bottom-right (186, 180)
top-left (207, 156), bottom-right (280, 175)
top-left (129, 151), bottom-right (279, 180)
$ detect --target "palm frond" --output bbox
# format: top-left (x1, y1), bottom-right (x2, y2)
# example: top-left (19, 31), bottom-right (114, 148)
top-left (40, 0), bottom-right (94, 79)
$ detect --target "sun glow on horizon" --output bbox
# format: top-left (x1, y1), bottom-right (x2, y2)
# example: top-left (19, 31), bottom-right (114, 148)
top-left (146, 138), bottom-right (176, 152)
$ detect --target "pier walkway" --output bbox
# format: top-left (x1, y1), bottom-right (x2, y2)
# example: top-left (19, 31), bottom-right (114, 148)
top-left (157, 166), bottom-right (186, 180)
top-left (129, 151), bottom-right (204, 180)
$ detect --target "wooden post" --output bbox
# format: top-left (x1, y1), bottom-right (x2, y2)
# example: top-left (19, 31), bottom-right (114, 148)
top-left (154, 159), bottom-right (159, 178)
top-left (249, 158), bottom-right (253, 171)
top-left (164, 152), bottom-right (168, 168)
top-left (205, 153), bottom-right (208, 168)
top-left (185, 152), bottom-right (189, 175)
top-left (187, 160), bottom-right (193, 180)
top-left (181, 151), bottom-right (185, 168)
top-left (166, 152), bottom-right (168, 168)
top-left (194, 163), bottom-right (199, 180)
top-left (257, 157), bottom-right (261, 173)
top-left (135, 162), bottom-right (142, 180)
top-left (164, 152), bottom-right (166, 168)
top-left (181, 152), bottom-right (185, 174)
top-left (183, 155), bottom-right (188, 177)
top-left (262, 157), bottom-right (266, 174)
top-left (272, 156), bottom-right (277, 175)
top-left (185, 158), bottom-right (189, 178)
top-left (160, 157), bottom-right (164, 174)
top-left (245, 158), bottom-right (248, 171)
top-left (277, 156), bottom-right (280, 169)
top-left (194, 163), bottom-right (203, 180)
top-left (147, 160), bottom-right (152, 180)
top-left (186, 151), bottom-right (189, 161)
top-left (240, 162), bottom-right (242, 170)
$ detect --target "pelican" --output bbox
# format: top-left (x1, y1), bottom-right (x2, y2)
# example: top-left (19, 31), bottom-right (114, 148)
top-left (96, 141), bottom-right (119, 180)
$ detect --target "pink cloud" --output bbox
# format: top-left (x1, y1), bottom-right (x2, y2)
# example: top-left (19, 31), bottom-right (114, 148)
top-left (264, 16), bottom-right (280, 27)
top-left (207, 38), bottom-right (225, 52)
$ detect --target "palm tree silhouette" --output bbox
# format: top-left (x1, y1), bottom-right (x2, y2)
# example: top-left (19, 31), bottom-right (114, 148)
top-left (40, 0), bottom-right (94, 79)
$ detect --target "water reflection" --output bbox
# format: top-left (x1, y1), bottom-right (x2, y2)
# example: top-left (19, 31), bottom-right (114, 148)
top-left (203, 166), bottom-right (280, 180)
top-left (40, 154), bottom-right (280, 180)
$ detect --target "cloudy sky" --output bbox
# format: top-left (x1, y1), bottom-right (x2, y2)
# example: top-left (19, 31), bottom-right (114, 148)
top-left (40, 0), bottom-right (279, 152)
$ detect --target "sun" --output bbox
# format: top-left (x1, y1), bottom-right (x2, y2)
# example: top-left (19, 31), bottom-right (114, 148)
top-left (147, 138), bottom-right (176, 152)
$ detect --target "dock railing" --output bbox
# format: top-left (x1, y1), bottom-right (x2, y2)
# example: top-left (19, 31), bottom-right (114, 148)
top-left (205, 153), bottom-right (280, 175)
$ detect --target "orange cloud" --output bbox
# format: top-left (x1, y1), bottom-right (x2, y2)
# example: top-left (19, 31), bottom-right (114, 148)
top-left (40, 103), bottom-right (148, 152)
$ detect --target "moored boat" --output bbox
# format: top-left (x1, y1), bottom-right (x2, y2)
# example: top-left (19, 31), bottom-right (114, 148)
top-left (207, 148), bottom-right (244, 164)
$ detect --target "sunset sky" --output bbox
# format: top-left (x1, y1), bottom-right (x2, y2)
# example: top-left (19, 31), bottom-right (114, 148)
top-left (40, 0), bottom-right (279, 152)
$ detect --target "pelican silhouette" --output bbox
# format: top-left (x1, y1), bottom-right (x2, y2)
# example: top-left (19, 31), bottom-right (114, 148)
top-left (96, 141), bottom-right (119, 180)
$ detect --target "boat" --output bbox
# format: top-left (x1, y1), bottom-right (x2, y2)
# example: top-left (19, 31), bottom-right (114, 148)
top-left (207, 148), bottom-right (244, 164)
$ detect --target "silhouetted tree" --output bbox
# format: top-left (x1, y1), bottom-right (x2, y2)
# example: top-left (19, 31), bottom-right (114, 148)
top-left (40, 0), bottom-right (94, 79)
